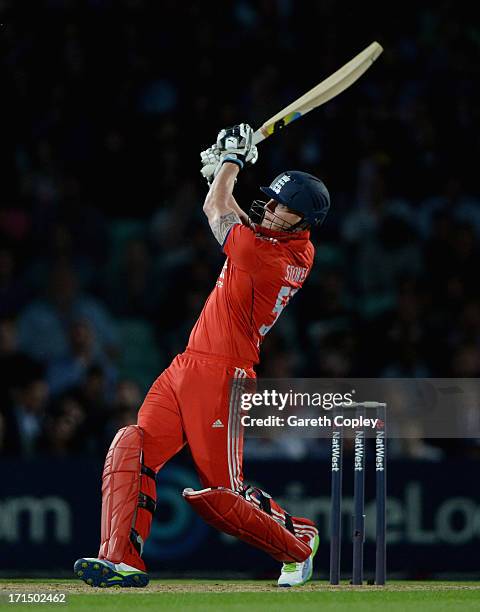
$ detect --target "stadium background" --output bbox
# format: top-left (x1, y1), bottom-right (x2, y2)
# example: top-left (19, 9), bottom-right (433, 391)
top-left (1, 3), bottom-right (479, 579)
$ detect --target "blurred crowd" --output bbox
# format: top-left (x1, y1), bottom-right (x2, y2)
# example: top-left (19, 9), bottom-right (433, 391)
top-left (1, 4), bottom-right (479, 459)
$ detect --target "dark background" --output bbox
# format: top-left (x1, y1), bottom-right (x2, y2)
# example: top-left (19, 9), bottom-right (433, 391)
top-left (0, 3), bottom-right (480, 577)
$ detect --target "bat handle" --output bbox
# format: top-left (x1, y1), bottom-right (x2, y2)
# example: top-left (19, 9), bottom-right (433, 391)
top-left (252, 129), bottom-right (267, 146)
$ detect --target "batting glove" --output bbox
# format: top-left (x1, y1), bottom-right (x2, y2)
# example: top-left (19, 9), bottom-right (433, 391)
top-left (200, 145), bottom-right (221, 185)
top-left (216, 123), bottom-right (258, 171)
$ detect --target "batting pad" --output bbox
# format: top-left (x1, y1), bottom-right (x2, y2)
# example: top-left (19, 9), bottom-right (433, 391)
top-left (98, 425), bottom-right (156, 569)
top-left (183, 487), bottom-right (312, 563)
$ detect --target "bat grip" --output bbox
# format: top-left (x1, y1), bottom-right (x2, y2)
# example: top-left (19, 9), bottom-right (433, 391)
top-left (252, 129), bottom-right (266, 146)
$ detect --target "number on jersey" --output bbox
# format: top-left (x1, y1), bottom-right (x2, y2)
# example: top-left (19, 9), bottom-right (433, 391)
top-left (259, 285), bottom-right (298, 337)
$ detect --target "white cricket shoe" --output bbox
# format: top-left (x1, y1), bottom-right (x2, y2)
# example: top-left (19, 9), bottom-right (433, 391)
top-left (277, 534), bottom-right (319, 587)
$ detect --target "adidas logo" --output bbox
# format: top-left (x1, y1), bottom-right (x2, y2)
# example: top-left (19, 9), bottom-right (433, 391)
top-left (212, 419), bottom-right (224, 428)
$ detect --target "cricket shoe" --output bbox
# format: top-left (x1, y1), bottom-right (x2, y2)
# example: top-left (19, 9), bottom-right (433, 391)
top-left (74, 557), bottom-right (149, 588)
top-left (277, 534), bottom-right (319, 587)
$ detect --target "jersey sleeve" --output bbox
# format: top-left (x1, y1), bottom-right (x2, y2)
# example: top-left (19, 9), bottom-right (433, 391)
top-left (223, 224), bottom-right (258, 272)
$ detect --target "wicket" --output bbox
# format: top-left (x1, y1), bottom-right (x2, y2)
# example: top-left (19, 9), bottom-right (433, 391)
top-left (329, 401), bottom-right (387, 585)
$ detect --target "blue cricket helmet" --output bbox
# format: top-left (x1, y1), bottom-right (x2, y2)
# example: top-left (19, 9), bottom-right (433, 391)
top-left (260, 171), bottom-right (330, 227)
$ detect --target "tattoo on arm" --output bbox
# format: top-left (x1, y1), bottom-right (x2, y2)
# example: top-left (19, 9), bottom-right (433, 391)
top-left (210, 211), bottom-right (241, 245)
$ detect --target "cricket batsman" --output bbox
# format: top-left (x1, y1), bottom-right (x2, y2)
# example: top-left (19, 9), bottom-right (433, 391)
top-left (74, 124), bottom-right (330, 588)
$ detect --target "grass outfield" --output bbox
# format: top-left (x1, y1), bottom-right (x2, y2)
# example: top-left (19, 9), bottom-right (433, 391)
top-left (1, 580), bottom-right (480, 611)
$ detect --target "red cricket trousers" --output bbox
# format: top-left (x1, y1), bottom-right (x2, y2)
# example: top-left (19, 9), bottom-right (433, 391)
top-left (109, 348), bottom-right (317, 571)
top-left (137, 348), bottom-right (255, 491)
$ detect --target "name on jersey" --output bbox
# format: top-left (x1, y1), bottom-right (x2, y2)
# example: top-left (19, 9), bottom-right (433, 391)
top-left (285, 264), bottom-right (308, 283)
top-left (271, 174), bottom-right (291, 194)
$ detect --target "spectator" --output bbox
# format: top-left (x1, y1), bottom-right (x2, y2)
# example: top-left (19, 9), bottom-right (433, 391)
top-left (103, 380), bottom-right (142, 448)
top-left (47, 318), bottom-right (117, 398)
top-left (1, 356), bottom-right (49, 456)
top-left (38, 394), bottom-right (88, 456)
top-left (103, 238), bottom-right (161, 320)
top-left (18, 261), bottom-right (119, 363)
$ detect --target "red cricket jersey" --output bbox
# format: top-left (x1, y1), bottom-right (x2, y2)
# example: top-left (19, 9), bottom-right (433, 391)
top-left (187, 223), bottom-right (315, 365)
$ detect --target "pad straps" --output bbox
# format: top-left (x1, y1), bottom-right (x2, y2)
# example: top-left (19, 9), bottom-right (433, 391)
top-left (241, 485), bottom-right (295, 534)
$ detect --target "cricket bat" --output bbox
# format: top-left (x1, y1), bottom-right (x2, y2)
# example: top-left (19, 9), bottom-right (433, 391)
top-left (253, 41), bottom-right (383, 145)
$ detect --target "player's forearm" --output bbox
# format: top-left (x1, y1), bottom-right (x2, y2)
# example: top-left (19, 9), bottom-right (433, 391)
top-left (203, 164), bottom-right (245, 244)
top-left (203, 163), bottom-right (239, 216)
top-left (204, 164), bottom-right (250, 226)
top-left (204, 160), bottom-right (259, 242)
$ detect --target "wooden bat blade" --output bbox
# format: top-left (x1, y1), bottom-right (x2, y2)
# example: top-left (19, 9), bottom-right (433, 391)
top-left (253, 41), bottom-right (383, 145)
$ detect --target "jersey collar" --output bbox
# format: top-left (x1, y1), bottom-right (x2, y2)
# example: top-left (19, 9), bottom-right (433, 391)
top-left (253, 224), bottom-right (310, 241)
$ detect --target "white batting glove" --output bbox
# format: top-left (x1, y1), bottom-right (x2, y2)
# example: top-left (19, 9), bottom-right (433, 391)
top-left (200, 145), bottom-right (221, 185)
top-left (216, 124), bottom-right (258, 171)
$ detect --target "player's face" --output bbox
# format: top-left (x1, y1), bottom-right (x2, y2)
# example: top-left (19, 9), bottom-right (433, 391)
top-left (261, 200), bottom-right (303, 230)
